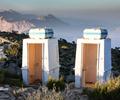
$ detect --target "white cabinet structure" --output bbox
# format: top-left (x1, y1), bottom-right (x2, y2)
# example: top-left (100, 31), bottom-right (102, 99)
top-left (75, 29), bottom-right (111, 88)
top-left (22, 28), bottom-right (59, 85)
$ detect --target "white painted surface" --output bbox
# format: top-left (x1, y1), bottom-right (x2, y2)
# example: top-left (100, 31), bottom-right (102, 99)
top-left (75, 43), bottom-right (82, 88)
top-left (75, 38), bottom-right (111, 88)
top-left (21, 67), bottom-right (29, 84)
top-left (29, 28), bottom-right (54, 39)
top-left (83, 28), bottom-right (108, 39)
top-left (22, 38), bottom-right (59, 84)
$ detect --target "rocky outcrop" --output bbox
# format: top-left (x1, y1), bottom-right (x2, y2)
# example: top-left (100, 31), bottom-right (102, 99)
top-left (0, 85), bottom-right (15, 100)
top-left (0, 10), bottom-right (68, 34)
top-left (0, 46), bottom-right (6, 59)
top-left (0, 16), bottom-right (35, 33)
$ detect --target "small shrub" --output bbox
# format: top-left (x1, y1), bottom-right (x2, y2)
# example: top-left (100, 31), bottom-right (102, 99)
top-left (0, 58), bottom-right (8, 61)
top-left (84, 76), bottom-right (120, 100)
top-left (47, 76), bottom-right (65, 91)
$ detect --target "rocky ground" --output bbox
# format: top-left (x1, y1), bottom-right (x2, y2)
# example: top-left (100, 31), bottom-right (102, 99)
top-left (0, 83), bottom-right (88, 100)
top-left (0, 85), bottom-right (15, 100)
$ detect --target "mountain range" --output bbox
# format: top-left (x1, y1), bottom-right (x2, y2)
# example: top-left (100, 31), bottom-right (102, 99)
top-left (0, 9), bottom-right (67, 33)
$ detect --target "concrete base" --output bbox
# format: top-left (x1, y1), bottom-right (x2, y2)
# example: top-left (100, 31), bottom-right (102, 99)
top-left (21, 67), bottom-right (28, 84)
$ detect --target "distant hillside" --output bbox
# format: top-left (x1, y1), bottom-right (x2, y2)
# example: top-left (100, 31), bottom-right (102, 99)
top-left (0, 16), bottom-right (35, 33)
top-left (0, 9), bottom-right (36, 21)
top-left (31, 14), bottom-right (67, 27)
top-left (0, 10), bottom-right (67, 33)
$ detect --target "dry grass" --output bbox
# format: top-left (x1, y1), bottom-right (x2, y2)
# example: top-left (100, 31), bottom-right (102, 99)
top-left (25, 86), bottom-right (64, 100)
top-left (12, 83), bottom-right (86, 100)
top-left (83, 76), bottom-right (120, 100)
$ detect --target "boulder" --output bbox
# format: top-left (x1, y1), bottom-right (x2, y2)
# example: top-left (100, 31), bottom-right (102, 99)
top-left (0, 86), bottom-right (15, 100)
top-left (0, 62), bottom-right (21, 75)
top-left (7, 62), bottom-right (21, 75)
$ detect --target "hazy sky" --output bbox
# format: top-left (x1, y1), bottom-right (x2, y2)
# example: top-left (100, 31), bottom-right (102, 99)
top-left (0, 0), bottom-right (120, 17)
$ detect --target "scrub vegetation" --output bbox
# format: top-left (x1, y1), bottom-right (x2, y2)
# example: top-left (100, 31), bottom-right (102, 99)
top-left (0, 32), bottom-right (120, 99)
top-left (83, 76), bottom-right (120, 100)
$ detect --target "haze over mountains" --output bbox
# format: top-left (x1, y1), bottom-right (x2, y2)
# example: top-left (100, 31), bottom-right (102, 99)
top-left (0, 9), bottom-right (68, 33)
top-left (0, 9), bottom-right (120, 47)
